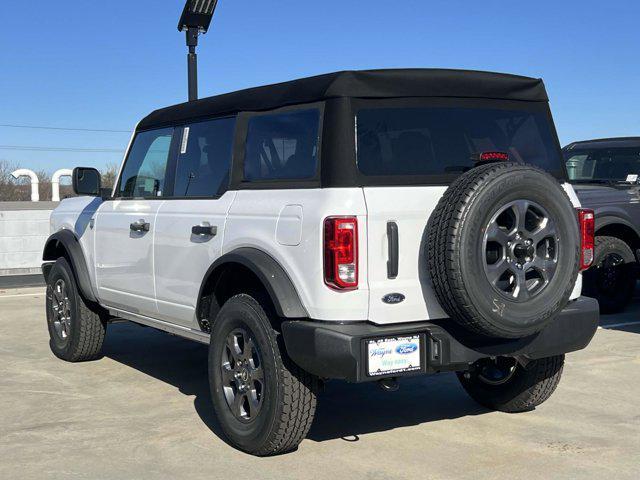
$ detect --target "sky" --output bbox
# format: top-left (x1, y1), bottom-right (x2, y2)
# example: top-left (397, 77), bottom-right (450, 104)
top-left (1, 0), bottom-right (639, 174)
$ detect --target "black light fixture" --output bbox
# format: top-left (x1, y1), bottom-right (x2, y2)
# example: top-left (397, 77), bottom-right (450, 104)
top-left (178, 0), bottom-right (219, 101)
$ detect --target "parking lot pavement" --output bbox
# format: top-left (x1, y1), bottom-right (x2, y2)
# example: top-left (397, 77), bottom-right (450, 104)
top-left (0, 288), bottom-right (638, 480)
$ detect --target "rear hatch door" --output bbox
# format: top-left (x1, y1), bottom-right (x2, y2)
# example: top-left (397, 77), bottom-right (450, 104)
top-left (357, 99), bottom-right (567, 324)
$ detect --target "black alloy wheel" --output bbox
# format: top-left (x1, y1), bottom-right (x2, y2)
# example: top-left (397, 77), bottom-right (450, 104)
top-left (208, 294), bottom-right (318, 456)
top-left (483, 199), bottom-right (559, 302)
top-left (220, 328), bottom-right (265, 422)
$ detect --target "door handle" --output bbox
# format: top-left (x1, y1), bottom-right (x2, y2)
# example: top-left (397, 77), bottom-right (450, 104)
top-left (191, 224), bottom-right (217, 236)
top-left (130, 219), bottom-right (150, 232)
top-left (387, 221), bottom-right (399, 279)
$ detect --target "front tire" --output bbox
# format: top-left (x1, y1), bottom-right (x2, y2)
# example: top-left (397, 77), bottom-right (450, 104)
top-left (583, 235), bottom-right (636, 314)
top-left (457, 355), bottom-right (564, 412)
top-left (208, 294), bottom-right (317, 456)
top-left (45, 257), bottom-right (107, 362)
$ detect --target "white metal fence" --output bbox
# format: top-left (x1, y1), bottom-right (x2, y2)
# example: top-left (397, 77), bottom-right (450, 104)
top-left (0, 202), bottom-right (56, 276)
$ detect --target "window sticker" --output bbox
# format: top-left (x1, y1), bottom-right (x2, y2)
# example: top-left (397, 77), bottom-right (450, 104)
top-left (180, 127), bottom-right (190, 154)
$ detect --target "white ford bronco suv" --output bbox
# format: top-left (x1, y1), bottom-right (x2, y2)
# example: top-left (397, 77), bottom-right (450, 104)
top-left (42, 69), bottom-right (599, 456)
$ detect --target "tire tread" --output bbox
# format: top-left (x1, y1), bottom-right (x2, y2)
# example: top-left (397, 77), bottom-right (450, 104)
top-left (47, 257), bottom-right (106, 362)
top-left (213, 294), bottom-right (317, 456)
top-left (458, 355), bottom-right (564, 412)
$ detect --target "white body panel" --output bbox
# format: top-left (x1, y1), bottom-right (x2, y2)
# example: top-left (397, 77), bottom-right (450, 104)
top-left (93, 199), bottom-right (164, 317)
top-left (363, 186), bottom-right (448, 324)
top-left (49, 182), bottom-right (584, 327)
top-left (362, 182), bottom-right (583, 325)
top-left (224, 189), bottom-right (370, 321)
top-left (563, 182), bottom-right (584, 301)
top-left (49, 196), bottom-right (102, 291)
top-left (153, 192), bottom-right (237, 328)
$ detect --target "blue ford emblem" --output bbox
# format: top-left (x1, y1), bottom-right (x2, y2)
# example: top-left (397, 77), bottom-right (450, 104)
top-left (396, 343), bottom-right (418, 355)
top-left (382, 293), bottom-right (405, 304)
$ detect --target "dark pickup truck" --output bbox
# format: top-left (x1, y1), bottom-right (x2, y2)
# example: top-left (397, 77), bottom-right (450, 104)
top-left (564, 137), bottom-right (640, 313)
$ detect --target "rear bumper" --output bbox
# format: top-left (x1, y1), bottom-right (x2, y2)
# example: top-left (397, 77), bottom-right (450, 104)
top-left (281, 296), bottom-right (599, 383)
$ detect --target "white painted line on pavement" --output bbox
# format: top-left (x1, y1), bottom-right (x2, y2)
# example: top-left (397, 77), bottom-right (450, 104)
top-left (599, 320), bottom-right (640, 329)
top-left (0, 293), bottom-right (45, 299)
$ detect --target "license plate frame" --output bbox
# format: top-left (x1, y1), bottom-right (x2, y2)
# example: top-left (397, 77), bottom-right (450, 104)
top-left (366, 335), bottom-right (422, 377)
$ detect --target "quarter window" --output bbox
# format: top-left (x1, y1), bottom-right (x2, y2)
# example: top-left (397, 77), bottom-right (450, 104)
top-left (173, 117), bottom-right (236, 197)
top-left (118, 128), bottom-right (173, 198)
top-left (244, 109), bottom-right (320, 181)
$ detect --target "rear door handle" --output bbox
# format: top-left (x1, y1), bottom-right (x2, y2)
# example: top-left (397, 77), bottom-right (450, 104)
top-left (130, 219), bottom-right (150, 232)
top-left (387, 221), bottom-right (399, 279)
top-left (191, 224), bottom-right (217, 236)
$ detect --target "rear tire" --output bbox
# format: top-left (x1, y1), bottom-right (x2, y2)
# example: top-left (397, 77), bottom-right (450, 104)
top-left (45, 257), bottom-right (107, 362)
top-left (208, 294), bottom-right (317, 456)
top-left (457, 355), bottom-right (564, 412)
top-left (582, 235), bottom-right (636, 314)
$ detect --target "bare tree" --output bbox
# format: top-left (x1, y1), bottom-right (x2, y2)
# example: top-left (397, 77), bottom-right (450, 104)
top-left (0, 160), bottom-right (30, 201)
top-left (101, 162), bottom-right (119, 190)
top-left (0, 161), bottom-right (118, 202)
top-left (35, 169), bottom-right (52, 201)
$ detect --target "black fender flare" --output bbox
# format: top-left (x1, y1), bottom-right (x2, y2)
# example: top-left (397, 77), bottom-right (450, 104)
top-left (197, 247), bottom-right (308, 319)
top-left (595, 214), bottom-right (640, 236)
top-left (595, 214), bottom-right (640, 257)
top-left (42, 229), bottom-right (98, 303)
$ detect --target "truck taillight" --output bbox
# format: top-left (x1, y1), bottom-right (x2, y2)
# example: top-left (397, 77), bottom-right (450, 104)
top-left (578, 208), bottom-right (595, 270)
top-left (324, 216), bottom-right (358, 289)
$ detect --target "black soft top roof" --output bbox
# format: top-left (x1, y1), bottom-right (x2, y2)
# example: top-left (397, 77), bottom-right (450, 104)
top-left (138, 68), bottom-right (548, 130)
top-left (564, 137), bottom-right (640, 150)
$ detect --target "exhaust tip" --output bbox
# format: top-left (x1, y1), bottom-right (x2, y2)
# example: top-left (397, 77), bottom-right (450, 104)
top-left (378, 377), bottom-right (399, 392)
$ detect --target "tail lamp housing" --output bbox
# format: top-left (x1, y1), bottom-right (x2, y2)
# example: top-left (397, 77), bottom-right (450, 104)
top-left (324, 216), bottom-right (358, 289)
top-left (578, 208), bottom-right (595, 270)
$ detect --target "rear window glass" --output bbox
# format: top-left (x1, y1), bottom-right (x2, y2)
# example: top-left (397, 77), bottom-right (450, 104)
top-left (244, 109), bottom-right (320, 181)
top-left (356, 107), bottom-right (562, 177)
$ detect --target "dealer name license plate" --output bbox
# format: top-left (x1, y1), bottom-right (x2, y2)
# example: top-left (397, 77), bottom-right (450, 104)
top-left (366, 335), bottom-right (421, 376)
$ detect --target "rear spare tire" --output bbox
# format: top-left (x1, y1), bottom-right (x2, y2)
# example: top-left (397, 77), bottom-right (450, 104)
top-left (427, 162), bottom-right (580, 339)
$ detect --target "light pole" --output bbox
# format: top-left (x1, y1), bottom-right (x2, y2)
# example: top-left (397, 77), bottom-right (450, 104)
top-left (178, 0), bottom-right (219, 102)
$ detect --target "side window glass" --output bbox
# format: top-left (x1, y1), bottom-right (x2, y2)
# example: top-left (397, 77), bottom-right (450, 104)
top-left (173, 117), bottom-right (236, 197)
top-left (118, 128), bottom-right (173, 198)
top-left (244, 109), bottom-right (319, 181)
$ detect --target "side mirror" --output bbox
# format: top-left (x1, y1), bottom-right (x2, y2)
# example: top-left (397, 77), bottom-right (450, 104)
top-left (72, 167), bottom-right (101, 196)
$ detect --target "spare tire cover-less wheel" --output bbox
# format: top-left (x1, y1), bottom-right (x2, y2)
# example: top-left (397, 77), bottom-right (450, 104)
top-left (427, 162), bottom-right (580, 339)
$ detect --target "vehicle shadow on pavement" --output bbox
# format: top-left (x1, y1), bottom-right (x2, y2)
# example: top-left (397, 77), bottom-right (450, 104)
top-left (101, 322), bottom-right (231, 447)
top-left (308, 375), bottom-right (487, 442)
top-left (599, 322), bottom-right (640, 334)
top-left (597, 282), bottom-right (640, 334)
top-left (102, 322), bottom-right (488, 446)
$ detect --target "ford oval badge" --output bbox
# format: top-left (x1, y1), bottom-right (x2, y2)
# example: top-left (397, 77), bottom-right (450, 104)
top-left (382, 293), bottom-right (405, 304)
top-left (396, 343), bottom-right (418, 354)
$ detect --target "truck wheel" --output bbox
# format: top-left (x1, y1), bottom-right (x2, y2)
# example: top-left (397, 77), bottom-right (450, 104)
top-left (457, 355), bottom-right (564, 412)
top-left (45, 257), bottom-right (107, 362)
top-left (427, 162), bottom-right (580, 339)
top-left (208, 294), bottom-right (317, 456)
top-left (582, 236), bottom-right (636, 314)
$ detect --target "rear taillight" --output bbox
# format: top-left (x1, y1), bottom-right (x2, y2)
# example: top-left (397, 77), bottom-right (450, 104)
top-left (578, 208), bottom-right (595, 270)
top-left (324, 216), bottom-right (358, 289)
